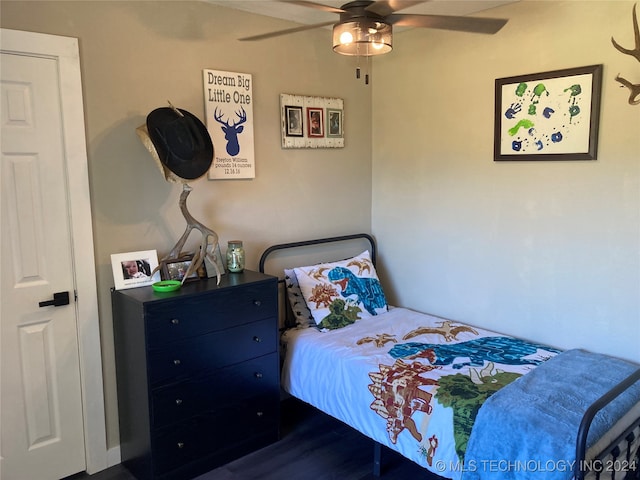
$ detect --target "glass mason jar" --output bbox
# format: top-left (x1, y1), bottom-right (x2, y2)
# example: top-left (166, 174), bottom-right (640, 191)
top-left (226, 240), bottom-right (245, 273)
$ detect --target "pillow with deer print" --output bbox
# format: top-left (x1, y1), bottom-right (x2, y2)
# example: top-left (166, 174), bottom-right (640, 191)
top-left (293, 250), bottom-right (388, 330)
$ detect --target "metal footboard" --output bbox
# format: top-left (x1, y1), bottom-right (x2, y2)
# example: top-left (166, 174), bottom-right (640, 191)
top-left (575, 367), bottom-right (640, 480)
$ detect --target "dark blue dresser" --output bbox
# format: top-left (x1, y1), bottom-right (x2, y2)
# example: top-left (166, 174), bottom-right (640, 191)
top-left (112, 270), bottom-right (280, 479)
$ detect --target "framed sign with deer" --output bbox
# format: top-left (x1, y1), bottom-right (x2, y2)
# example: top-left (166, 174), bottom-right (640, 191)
top-left (203, 69), bottom-right (255, 179)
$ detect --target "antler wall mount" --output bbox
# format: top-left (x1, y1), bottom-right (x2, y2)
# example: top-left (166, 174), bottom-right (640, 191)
top-left (611, 3), bottom-right (640, 105)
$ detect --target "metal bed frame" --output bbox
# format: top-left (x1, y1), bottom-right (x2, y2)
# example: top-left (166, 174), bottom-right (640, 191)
top-left (259, 233), bottom-right (640, 480)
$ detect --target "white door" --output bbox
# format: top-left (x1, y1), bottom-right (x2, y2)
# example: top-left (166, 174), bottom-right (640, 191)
top-left (1, 44), bottom-right (87, 479)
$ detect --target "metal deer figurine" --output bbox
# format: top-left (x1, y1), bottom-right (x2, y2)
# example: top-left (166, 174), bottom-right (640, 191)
top-left (611, 3), bottom-right (640, 105)
top-left (213, 107), bottom-right (247, 156)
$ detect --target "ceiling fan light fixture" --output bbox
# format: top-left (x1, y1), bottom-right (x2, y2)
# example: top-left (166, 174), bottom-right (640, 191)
top-left (339, 30), bottom-right (354, 45)
top-left (371, 38), bottom-right (385, 51)
top-left (332, 19), bottom-right (392, 56)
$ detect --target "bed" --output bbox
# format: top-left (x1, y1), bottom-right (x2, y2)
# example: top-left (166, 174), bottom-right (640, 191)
top-left (259, 233), bottom-right (640, 480)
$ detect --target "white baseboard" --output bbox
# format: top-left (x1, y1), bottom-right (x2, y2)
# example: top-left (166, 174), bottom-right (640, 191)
top-left (106, 445), bottom-right (121, 468)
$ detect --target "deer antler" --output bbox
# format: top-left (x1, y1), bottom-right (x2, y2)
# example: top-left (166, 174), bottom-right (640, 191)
top-left (213, 107), bottom-right (228, 126)
top-left (615, 74), bottom-right (640, 105)
top-left (611, 3), bottom-right (640, 62)
top-left (151, 184), bottom-right (221, 285)
top-left (214, 106), bottom-right (247, 127)
top-left (234, 107), bottom-right (247, 125)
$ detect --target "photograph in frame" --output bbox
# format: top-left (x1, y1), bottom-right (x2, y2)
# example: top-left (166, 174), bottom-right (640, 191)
top-left (494, 64), bottom-right (602, 161)
top-left (111, 250), bottom-right (160, 290)
top-left (326, 108), bottom-right (343, 138)
top-left (307, 107), bottom-right (324, 137)
top-left (285, 105), bottom-right (303, 137)
top-left (163, 255), bottom-right (200, 282)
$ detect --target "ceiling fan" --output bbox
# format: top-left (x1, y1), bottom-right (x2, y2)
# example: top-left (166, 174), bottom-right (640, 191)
top-left (239, 0), bottom-right (509, 54)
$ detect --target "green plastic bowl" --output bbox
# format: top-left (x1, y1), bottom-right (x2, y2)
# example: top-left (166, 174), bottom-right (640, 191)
top-left (152, 280), bottom-right (182, 293)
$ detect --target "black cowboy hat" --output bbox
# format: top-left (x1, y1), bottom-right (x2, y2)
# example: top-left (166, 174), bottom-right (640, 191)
top-left (145, 106), bottom-right (213, 181)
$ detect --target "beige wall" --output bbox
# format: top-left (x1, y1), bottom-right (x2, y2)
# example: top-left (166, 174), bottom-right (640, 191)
top-left (1, 1), bottom-right (372, 451)
top-left (373, 1), bottom-right (640, 362)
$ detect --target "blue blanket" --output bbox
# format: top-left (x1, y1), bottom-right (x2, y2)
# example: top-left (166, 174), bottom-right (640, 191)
top-left (462, 349), bottom-right (640, 480)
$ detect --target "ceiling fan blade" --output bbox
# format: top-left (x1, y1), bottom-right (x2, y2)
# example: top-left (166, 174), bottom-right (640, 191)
top-left (239, 20), bottom-right (335, 41)
top-left (284, 1), bottom-right (346, 14)
top-left (365, 1), bottom-right (427, 17)
top-left (388, 13), bottom-right (507, 34)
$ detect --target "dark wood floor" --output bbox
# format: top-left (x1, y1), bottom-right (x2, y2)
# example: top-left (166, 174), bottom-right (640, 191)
top-left (68, 398), bottom-right (438, 480)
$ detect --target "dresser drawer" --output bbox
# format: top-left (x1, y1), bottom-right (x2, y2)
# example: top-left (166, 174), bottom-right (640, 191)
top-left (151, 352), bottom-right (279, 429)
top-left (145, 282), bottom-right (276, 348)
top-left (147, 317), bottom-right (277, 386)
top-left (151, 398), bottom-right (279, 475)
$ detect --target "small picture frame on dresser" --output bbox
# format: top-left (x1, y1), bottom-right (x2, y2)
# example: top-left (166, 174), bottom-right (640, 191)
top-left (163, 255), bottom-right (200, 282)
top-left (111, 250), bottom-right (160, 290)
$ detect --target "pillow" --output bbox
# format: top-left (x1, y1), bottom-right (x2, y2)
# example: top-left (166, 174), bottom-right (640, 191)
top-left (293, 250), bottom-right (388, 330)
top-left (284, 269), bottom-right (316, 329)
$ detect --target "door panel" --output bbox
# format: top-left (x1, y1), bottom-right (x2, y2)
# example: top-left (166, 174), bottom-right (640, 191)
top-left (1, 51), bottom-right (86, 480)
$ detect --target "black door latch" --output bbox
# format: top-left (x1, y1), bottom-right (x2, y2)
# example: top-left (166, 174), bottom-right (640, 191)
top-left (39, 291), bottom-right (70, 308)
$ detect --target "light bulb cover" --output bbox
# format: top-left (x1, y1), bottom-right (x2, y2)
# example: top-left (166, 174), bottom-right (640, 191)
top-left (332, 19), bottom-right (392, 56)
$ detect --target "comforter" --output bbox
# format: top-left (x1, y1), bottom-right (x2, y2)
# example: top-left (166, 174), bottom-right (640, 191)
top-left (281, 307), bottom-right (562, 480)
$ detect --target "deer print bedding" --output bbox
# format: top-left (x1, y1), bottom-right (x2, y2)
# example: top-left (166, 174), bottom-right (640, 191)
top-left (281, 307), bottom-right (561, 480)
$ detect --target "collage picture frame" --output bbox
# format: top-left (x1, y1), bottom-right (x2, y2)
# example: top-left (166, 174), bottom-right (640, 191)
top-left (280, 93), bottom-right (344, 148)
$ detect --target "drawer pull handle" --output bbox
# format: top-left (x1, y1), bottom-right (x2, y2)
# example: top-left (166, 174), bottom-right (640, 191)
top-left (177, 442), bottom-right (185, 449)
top-left (253, 300), bottom-right (262, 307)
top-left (254, 372), bottom-right (263, 379)
top-left (175, 399), bottom-right (183, 405)
top-left (256, 411), bottom-right (263, 417)
top-left (171, 318), bottom-right (180, 325)
top-left (253, 336), bottom-right (262, 343)
top-left (173, 359), bottom-right (181, 365)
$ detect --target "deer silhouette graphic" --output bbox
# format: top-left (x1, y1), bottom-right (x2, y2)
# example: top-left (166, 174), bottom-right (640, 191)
top-left (213, 107), bottom-right (247, 155)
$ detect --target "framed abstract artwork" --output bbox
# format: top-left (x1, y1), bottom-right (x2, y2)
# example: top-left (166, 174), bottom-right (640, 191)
top-left (494, 64), bottom-right (603, 161)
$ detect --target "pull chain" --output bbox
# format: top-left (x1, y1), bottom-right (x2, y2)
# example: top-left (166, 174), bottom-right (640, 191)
top-left (365, 56), bottom-right (370, 85)
top-left (353, 51), bottom-right (371, 85)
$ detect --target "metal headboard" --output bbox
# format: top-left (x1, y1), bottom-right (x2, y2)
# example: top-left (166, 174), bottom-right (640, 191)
top-left (258, 233), bottom-right (377, 329)
top-left (258, 233), bottom-right (377, 274)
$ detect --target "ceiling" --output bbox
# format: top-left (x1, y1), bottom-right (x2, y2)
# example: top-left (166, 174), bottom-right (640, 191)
top-left (207, 0), bottom-right (519, 35)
